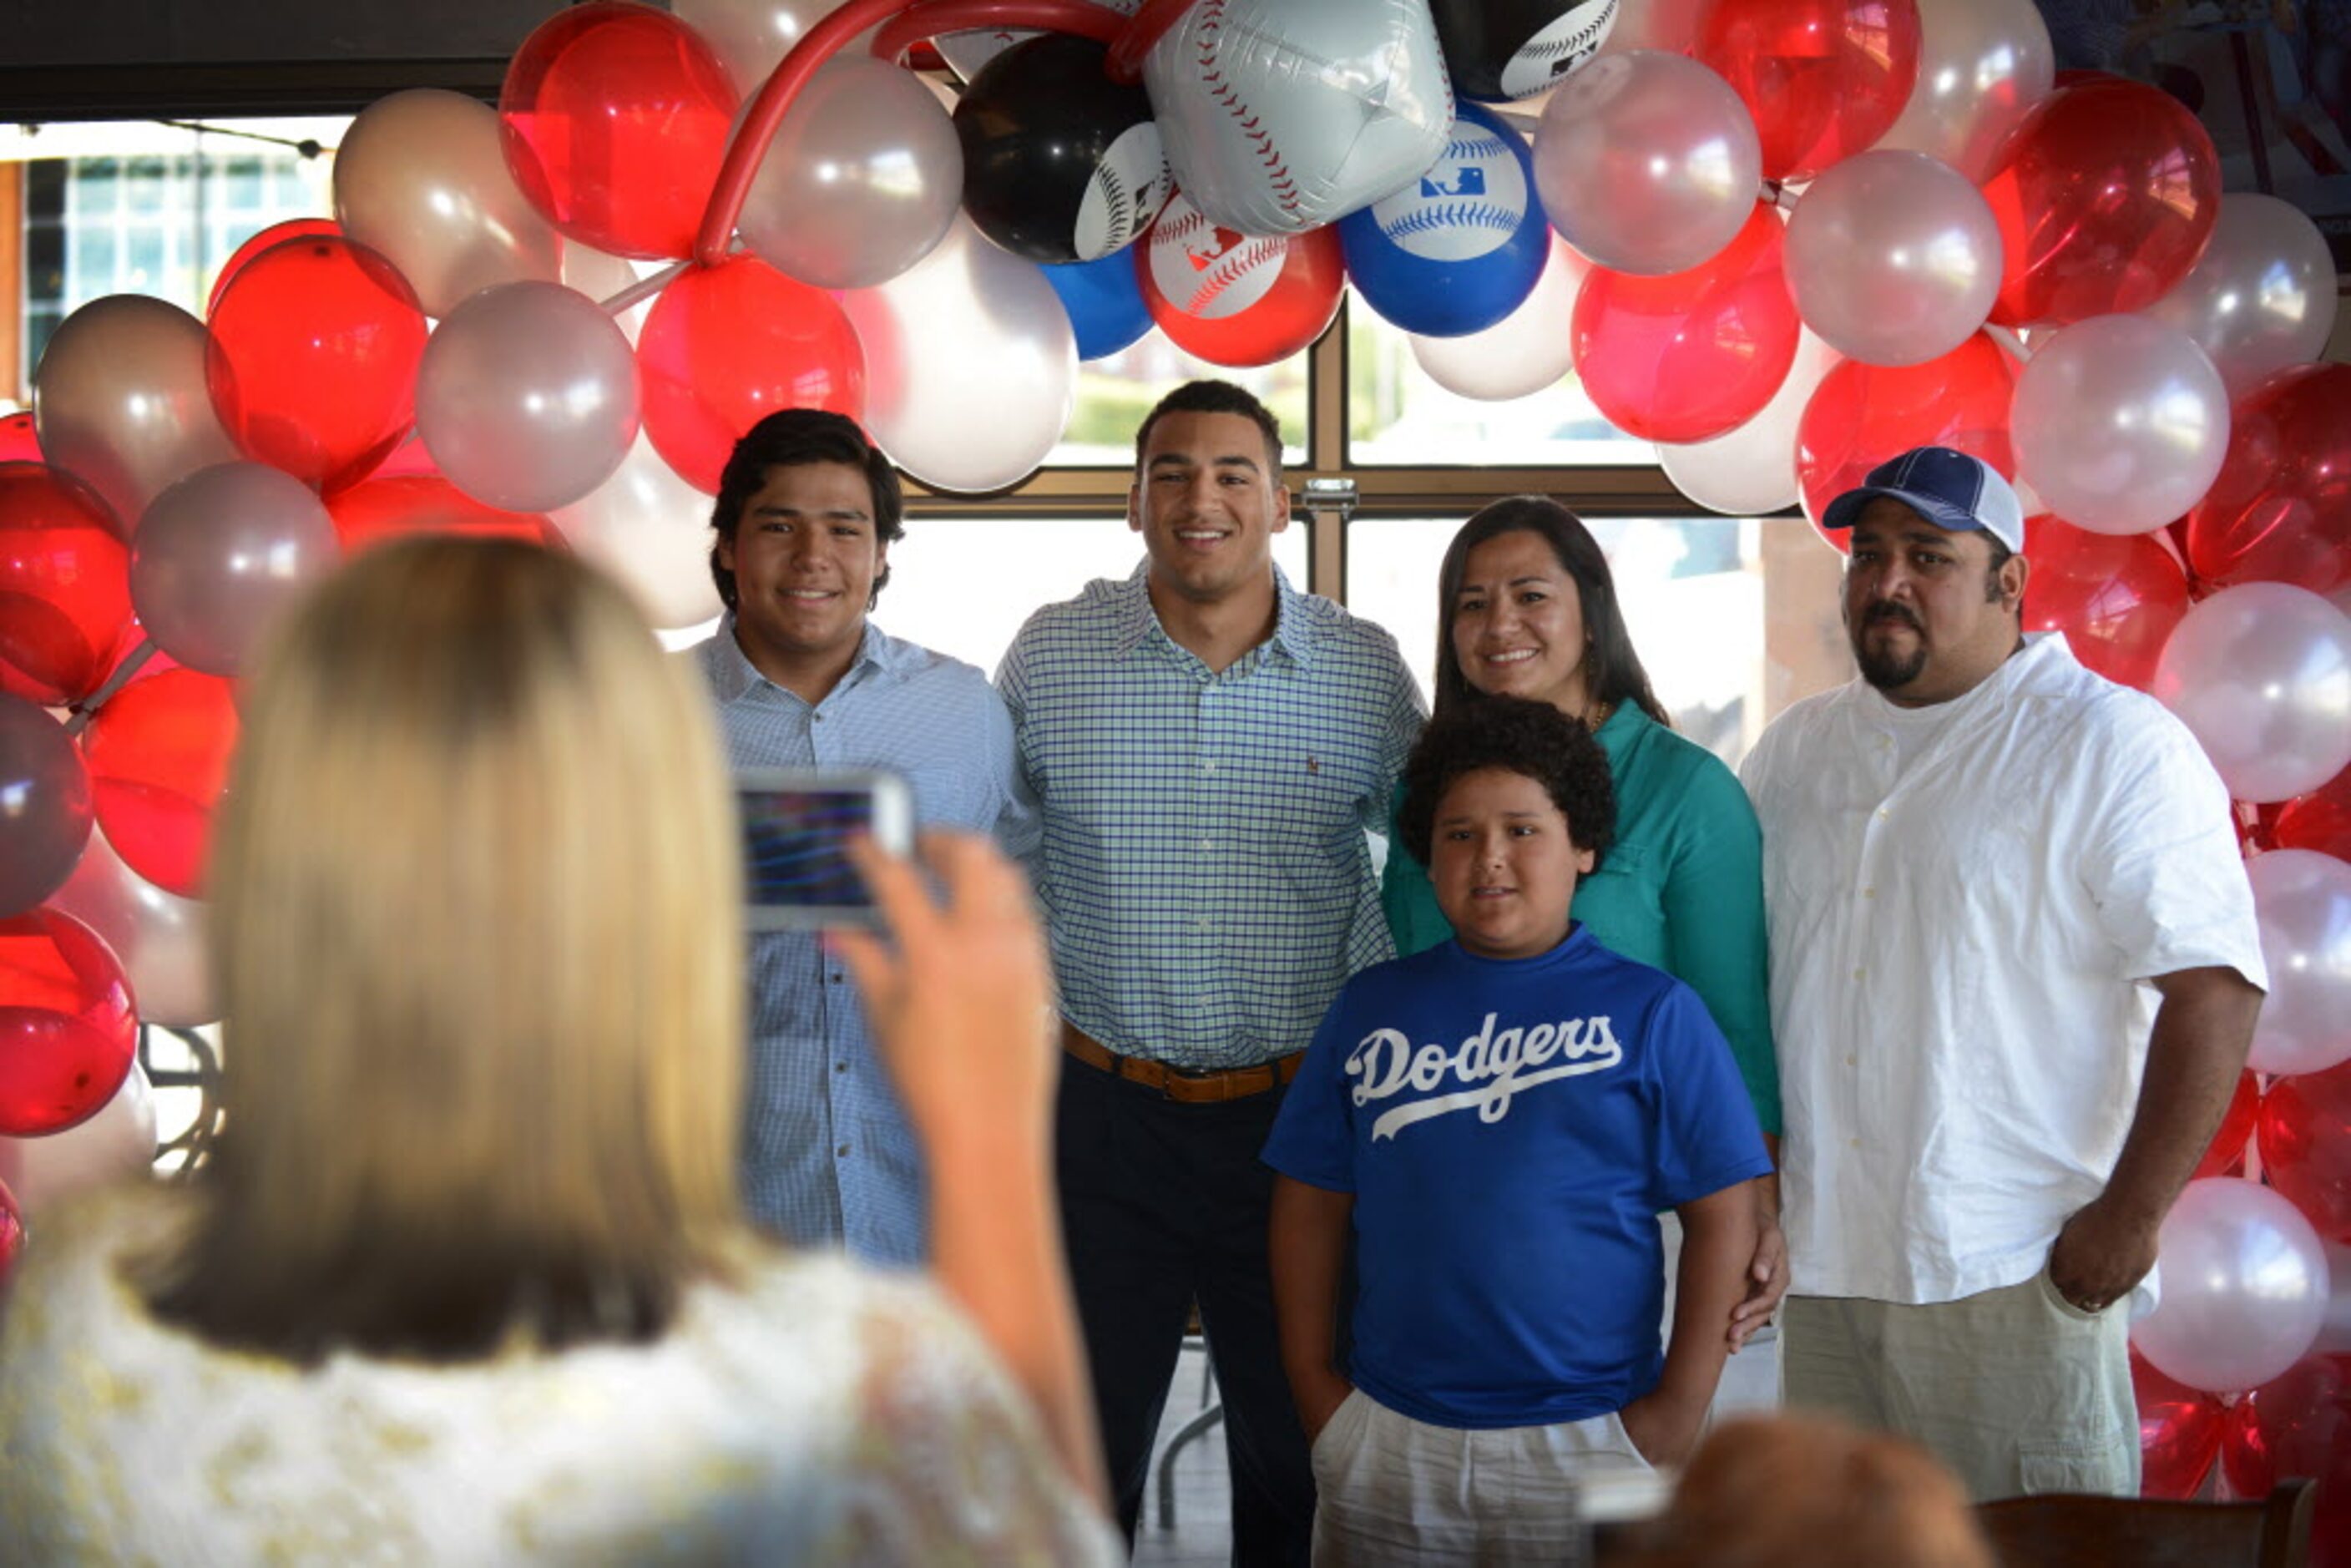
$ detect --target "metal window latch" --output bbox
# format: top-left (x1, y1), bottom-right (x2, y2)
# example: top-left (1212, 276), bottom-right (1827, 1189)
top-left (1302, 477), bottom-right (1358, 521)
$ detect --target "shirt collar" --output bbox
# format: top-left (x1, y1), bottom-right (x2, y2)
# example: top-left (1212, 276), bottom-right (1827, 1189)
top-left (1853, 630), bottom-right (2068, 726)
top-left (705, 615), bottom-right (897, 704)
top-left (1110, 559), bottom-right (1316, 670)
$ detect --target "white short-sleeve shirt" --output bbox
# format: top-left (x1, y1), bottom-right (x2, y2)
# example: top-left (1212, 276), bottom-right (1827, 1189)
top-left (1741, 634), bottom-right (2265, 1306)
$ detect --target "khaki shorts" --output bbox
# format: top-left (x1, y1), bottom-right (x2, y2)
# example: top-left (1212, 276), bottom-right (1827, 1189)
top-left (1309, 1388), bottom-right (1653, 1566)
top-left (1781, 1266), bottom-right (2139, 1502)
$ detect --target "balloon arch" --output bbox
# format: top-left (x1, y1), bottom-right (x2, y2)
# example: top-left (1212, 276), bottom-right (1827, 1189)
top-left (3, 0), bottom-right (2348, 1528)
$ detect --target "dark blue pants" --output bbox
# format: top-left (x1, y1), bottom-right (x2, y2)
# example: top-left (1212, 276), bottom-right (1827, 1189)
top-left (1056, 1057), bottom-right (1315, 1566)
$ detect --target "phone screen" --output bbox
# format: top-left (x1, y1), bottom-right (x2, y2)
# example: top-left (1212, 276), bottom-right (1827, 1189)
top-left (734, 770), bottom-right (912, 928)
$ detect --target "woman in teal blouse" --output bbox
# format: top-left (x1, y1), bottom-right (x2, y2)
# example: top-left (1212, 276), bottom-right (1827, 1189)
top-left (1381, 496), bottom-right (1787, 1340)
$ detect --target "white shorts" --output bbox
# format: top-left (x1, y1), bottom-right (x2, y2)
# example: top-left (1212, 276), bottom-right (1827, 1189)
top-left (1308, 1388), bottom-right (1654, 1566)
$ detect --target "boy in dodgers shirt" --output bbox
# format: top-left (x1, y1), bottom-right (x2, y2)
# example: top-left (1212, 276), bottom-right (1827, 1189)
top-left (1264, 696), bottom-right (1770, 1565)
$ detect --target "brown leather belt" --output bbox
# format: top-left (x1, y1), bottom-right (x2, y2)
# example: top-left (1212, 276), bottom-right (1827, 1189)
top-left (1061, 1021), bottom-right (1303, 1104)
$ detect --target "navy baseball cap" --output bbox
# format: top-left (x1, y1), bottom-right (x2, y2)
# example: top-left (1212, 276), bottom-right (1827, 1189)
top-left (1821, 446), bottom-right (2025, 554)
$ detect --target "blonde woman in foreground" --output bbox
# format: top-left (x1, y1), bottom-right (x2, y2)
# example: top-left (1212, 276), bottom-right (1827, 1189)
top-left (0, 539), bottom-right (1114, 1564)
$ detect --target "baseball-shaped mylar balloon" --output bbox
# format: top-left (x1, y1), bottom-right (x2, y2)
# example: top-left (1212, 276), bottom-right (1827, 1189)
top-left (1433, 0), bottom-right (1620, 102)
top-left (131, 463), bottom-right (341, 677)
top-left (1143, 0), bottom-right (1451, 235)
top-left (956, 35), bottom-right (1168, 266)
top-left (1140, 193), bottom-right (1346, 368)
top-left (1534, 50), bottom-right (1762, 276)
top-left (736, 56), bottom-right (964, 291)
top-left (417, 282), bottom-right (641, 514)
top-left (1340, 102), bottom-right (1548, 339)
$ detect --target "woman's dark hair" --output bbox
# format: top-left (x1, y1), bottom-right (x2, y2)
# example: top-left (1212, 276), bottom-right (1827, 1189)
top-left (709, 409), bottom-right (906, 610)
top-left (1432, 496), bottom-right (1670, 726)
top-left (1398, 695), bottom-right (1617, 870)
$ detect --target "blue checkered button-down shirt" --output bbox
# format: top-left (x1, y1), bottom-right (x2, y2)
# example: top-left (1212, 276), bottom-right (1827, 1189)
top-left (998, 564), bottom-right (1424, 1070)
top-left (692, 618), bottom-right (1039, 1266)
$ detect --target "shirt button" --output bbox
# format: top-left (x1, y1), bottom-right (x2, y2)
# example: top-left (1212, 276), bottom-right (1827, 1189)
top-left (835, 1143), bottom-right (851, 1157)
top-left (1862, 887), bottom-right (1877, 899)
top-left (1196, 918), bottom-right (1212, 933)
top-left (1846, 1055), bottom-right (1858, 1067)
top-left (1200, 837), bottom-right (1213, 851)
top-left (1876, 807), bottom-right (1891, 821)
top-left (1202, 759), bottom-right (1217, 774)
top-left (1852, 967), bottom-right (1866, 981)
top-left (835, 1061), bottom-right (849, 1074)
top-left (1848, 1137), bottom-right (1862, 1150)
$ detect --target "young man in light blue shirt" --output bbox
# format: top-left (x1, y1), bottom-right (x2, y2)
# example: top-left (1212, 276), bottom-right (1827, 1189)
top-left (691, 409), bottom-right (1036, 1267)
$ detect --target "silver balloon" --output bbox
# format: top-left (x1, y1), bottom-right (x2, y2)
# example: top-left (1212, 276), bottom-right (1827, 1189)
top-left (0, 1060), bottom-right (157, 1216)
top-left (2143, 193), bottom-right (2341, 401)
top-left (559, 241), bottom-right (654, 345)
top-left (1409, 236), bottom-right (1590, 402)
top-left (333, 88), bottom-right (564, 319)
top-left (32, 296), bottom-right (239, 532)
top-left (837, 216), bottom-right (1076, 495)
top-left (552, 430), bottom-right (726, 630)
top-left (672, 0), bottom-right (875, 101)
top-left (1534, 50), bottom-right (1762, 276)
top-left (1658, 328), bottom-right (1843, 514)
top-left (2243, 849), bottom-right (2351, 1078)
top-left (2010, 315), bottom-right (2230, 535)
top-left (416, 282), bottom-right (641, 514)
top-left (1145, 0), bottom-right (1451, 235)
top-left (1783, 150), bottom-right (2001, 367)
top-left (1869, 0), bottom-right (2055, 182)
top-left (736, 58), bottom-right (963, 290)
top-left (2152, 583), bottom-right (2351, 805)
top-left (50, 826), bottom-right (215, 1029)
top-left (130, 462), bottom-right (341, 676)
top-left (2131, 1177), bottom-right (2328, 1395)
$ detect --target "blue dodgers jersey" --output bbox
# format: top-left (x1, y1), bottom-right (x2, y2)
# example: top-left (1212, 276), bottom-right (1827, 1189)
top-left (1263, 928), bottom-right (1772, 1430)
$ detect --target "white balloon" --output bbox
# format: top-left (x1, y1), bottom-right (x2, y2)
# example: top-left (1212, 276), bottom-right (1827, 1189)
top-left (2243, 849), bottom-right (2351, 1078)
top-left (2142, 193), bottom-right (2341, 400)
top-left (1144, 0), bottom-right (1451, 235)
top-left (1869, 0), bottom-right (2055, 181)
top-left (837, 217), bottom-right (1077, 495)
top-left (49, 826), bottom-right (215, 1028)
top-left (0, 1061), bottom-right (157, 1216)
top-left (2131, 1177), bottom-right (2328, 1395)
top-left (2010, 314), bottom-right (2230, 535)
top-left (2152, 582), bottom-right (2351, 805)
top-left (559, 242), bottom-right (652, 345)
top-left (1408, 237), bottom-right (1590, 402)
top-left (553, 432), bottom-right (726, 631)
top-left (1782, 150), bottom-right (2002, 368)
top-left (1658, 329), bottom-right (1843, 514)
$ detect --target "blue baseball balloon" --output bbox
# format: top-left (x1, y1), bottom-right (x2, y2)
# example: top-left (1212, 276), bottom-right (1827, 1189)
top-left (1042, 250), bottom-right (1155, 362)
top-left (1338, 101), bottom-right (1547, 338)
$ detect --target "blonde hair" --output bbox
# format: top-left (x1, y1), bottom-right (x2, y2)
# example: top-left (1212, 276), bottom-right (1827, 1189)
top-left (146, 538), bottom-right (745, 1360)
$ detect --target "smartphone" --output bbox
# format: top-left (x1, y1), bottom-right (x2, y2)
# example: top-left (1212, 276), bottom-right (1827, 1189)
top-left (735, 767), bottom-right (913, 930)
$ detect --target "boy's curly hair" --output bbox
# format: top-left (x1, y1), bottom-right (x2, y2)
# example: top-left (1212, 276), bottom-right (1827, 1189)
top-left (1398, 695), bottom-right (1616, 869)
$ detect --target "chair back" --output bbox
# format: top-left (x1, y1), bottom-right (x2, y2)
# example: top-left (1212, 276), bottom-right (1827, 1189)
top-left (1974, 1480), bottom-right (2315, 1568)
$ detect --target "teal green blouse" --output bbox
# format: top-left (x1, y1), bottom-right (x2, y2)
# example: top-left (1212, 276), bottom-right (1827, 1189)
top-left (1379, 702), bottom-right (1782, 1135)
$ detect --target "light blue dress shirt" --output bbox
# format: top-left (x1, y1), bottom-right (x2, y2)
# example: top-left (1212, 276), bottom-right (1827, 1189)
top-left (692, 617), bottom-right (1039, 1266)
top-left (998, 564), bottom-right (1424, 1070)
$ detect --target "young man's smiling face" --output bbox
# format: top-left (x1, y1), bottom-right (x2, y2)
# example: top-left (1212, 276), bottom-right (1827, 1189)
top-left (1130, 409), bottom-right (1290, 607)
top-left (1429, 766), bottom-right (1595, 962)
top-left (719, 460), bottom-right (885, 681)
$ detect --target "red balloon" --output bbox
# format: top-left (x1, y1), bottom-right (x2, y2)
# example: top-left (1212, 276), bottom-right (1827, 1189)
top-left (2134, 1349), bottom-right (2227, 1500)
top-left (1139, 202), bottom-right (1347, 369)
top-left (207, 217), bottom-right (341, 318)
top-left (1980, 78), bottom-right (2222, 328)
top-left (206, 235), bottom-right (429, 494)
top-left (2020, 514), bottom-right (2192, 692)
top-left (0, 462), bottom-right (132, 707)
top-left (637, 255), bottom-right (868, 495)
top-left (2277, 763), bottom-right (2351, 862)
top-left (2195, 1070), bottom-right (2263, 1181)
top-left (78, 667), bottom-right (238, 900)
top-left (1696, 0), bottom-right (1923, 181)
top-left (2219, 1354), bottom-right (2351, 1564)
top-left (2260, 1056), bottom-right (2351, 1245)
top-left (0, 412), bottom-right (41, 464)
top-left (2185, 364), bottom-right (2351, 599)
top-left (0, 1174), bottom-right (20, 1287)
top-left (1795, 331), bottom-right (2020, 543)
top-left (1571, 201), bottom-right (1801, 445)
top-left (327, 475), bottom-right (561, 554)
top-left (498, 2), bottom-right (739, 260)
top-left (0, 908), bottom-right (136, 1138)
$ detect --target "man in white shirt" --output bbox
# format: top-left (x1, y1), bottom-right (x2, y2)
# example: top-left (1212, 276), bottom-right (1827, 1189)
top-left (1740, 446), bottom-right (2266, 1500)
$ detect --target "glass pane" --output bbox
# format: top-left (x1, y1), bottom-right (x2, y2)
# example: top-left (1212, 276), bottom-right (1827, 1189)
top-left (127, 227), bottom-right (165, 290)
top-left (125, 157), bottom-right (169, 214)
top-left (1055, 337), bottom-right (1310, 468)
top-left (869, 516), bottom-right (1312, 678)
top-left (1346, 306), bottom-right (1651, 468)
top-left (1346, 514), bottom-right (1768, 767)
top-left (73, 227), bottom-right (119, 296)
top-left (73, 157), bottom-right (120, 215)
top-left (224, 157), bottom-right (265, 208)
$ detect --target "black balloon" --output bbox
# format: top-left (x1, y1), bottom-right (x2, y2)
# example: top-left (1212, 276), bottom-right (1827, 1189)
top-left (953, 33), bottom-right (1169, 265)
top-left (1433, 0), bottom-right (1620, 103)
